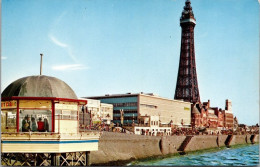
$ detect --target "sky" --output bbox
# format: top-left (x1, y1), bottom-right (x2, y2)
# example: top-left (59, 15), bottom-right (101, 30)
top-left (1, 0), bottom-right (259, 125)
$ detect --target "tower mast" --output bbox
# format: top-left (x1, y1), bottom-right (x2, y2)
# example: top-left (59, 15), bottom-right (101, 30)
top-left (174, 0), bottom-right (200, 103)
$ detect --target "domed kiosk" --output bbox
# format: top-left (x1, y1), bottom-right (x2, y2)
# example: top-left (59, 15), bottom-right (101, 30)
top-left (2, 75), bottom-right (78, 99)
top-left (1, 75), bottom-right (99, 166)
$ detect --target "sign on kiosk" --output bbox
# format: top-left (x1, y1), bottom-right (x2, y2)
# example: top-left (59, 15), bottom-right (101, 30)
top-left (1, 101), bottom-right (17, 109)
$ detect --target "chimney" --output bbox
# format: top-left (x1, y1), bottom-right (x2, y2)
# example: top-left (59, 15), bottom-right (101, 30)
top-left (40, 53), bottom-right (43, 75)
top-left (225, 99), bottom-right (232, 111)
top-left (208, 99), bottom-right (210, 107)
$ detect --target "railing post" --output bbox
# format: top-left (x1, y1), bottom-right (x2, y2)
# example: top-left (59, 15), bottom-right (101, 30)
top-left (86, 151), bottom-right (90, 166)
top-left (51, 153), bottom-right (61, 166)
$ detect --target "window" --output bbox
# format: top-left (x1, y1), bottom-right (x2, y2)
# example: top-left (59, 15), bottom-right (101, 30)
top-left (114, 110), bottom-right (137, 114)
top-left (19, 109), bottom-right (52, 132)
top-left (60, 110), bottom-right (77, 120)
top-left (1, 110), bottom-right (16, 132)
top-left (113, 102), bottom-right (137, 107)
top-left (55, 109), bottom-right (78, 120)
top-left (140, 104), bottom-right (157, 109)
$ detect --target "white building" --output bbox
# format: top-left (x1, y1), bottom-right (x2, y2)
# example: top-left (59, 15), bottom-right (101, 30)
top-left (100, 103), bottom-right (113, 124)
top-left (85, 92), bottom-right (191, 127)
top-left (80, 98), bottom-right (113, 125)
top-left (134, 116), bottom-right (171, 136)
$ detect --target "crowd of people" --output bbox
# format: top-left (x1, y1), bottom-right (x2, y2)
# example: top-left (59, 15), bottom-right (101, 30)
top-left (80, 122), bottom-right (259, 136)
top-left (21, 115), bottom-right (49, 132)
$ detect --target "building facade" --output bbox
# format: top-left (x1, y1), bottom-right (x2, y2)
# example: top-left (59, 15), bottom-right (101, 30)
top-left (85, 92), bottom-right (191, 127)
top-left (79, 98), bottom-right (113, 128)
top-left (223, 100), bottom-right (234, 129)
top-left (134, 116), bottom-right (171, 136)
top-left (191, 99), bottom-right (234, 131)
top-left (100, 103), bottom-right (113, 125)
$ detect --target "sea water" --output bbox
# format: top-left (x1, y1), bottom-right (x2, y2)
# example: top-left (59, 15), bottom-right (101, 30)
top-left (129, 144), bottom-right (259, 166)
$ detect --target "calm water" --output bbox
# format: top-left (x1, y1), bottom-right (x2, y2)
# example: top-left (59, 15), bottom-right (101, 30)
top-left (129, 144), bottom-right (259, 166)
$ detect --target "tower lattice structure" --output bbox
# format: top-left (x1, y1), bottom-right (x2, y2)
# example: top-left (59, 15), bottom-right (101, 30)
top-left (174, 0), bottom-right (200, 103)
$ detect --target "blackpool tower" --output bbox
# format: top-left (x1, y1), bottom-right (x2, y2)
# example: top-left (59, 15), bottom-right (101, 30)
top-left (174, 0), bottom-right (200, 103)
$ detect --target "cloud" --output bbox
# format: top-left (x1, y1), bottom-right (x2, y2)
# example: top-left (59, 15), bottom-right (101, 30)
top-left (1, 56), bottom-right (7, 60)
top-left (49, 34), bottom-right (68, 48)
top-left (48, 34), bottom-right (78, 62)
top-left (52, 64), bottom-right (89, 71)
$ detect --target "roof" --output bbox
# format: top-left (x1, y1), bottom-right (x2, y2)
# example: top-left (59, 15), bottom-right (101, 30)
top-left (192, 105), bottom-right (200, 114)
top-left (2, 75), bottom-right (77, 99)
top-left (83, 93), bottom-right (141, 99)
top-left (1, 96), bottom-right (87, 104)
top-left (83, 92), bottom-right (191, 104)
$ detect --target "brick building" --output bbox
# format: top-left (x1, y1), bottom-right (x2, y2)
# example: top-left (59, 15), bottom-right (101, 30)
top-left (223, 100), bottom-right (234, 129)
top-left (191, 99), bottom-right (234, 130)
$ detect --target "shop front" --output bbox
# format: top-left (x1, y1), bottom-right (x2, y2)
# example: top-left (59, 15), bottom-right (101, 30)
top-left (1, 97), bottom-right (87, 134)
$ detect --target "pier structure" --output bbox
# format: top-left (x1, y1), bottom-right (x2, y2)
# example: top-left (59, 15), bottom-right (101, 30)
top-left (1, 75), bottom-right (100, 166)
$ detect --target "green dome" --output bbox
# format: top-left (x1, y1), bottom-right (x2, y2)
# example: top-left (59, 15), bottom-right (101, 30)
top-left (2, 75), bottom-right (77, 99)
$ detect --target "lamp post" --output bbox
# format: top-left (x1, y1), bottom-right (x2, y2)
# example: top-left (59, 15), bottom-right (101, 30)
top-left (120, 109), bottom-right (124, 126)
top-left (158, 113), bottom-right (161, 127)
top-left (90, 109), bottom-right (92, 129)
top-left (132, 114), bottom-right (135, 127)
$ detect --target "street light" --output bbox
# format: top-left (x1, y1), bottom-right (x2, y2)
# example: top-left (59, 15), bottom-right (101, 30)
top-left (132, 114), bottom-right (135, 126)
top-left (120, 109), bottom-right (124, 126)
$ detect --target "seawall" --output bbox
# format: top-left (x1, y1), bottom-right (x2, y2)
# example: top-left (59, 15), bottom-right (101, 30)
top-left (89, 132), bottom-right (162, 165)
top-left (184, 135), bottom-right (227, 152)
top-left (89, 133), bottom-right (259, 165)
top-left (160, 135), bottom-right (186, 155)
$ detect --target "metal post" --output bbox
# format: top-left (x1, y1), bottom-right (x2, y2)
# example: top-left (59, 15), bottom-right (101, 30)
top-left (86, 151), bottom-right (90, 166)
top-left (52, 100), bottom-right (55, 132)
top-left (40, 53), bottom-right (43, 75)
top-left (16, 100), bottom-right (19, 132)
top-left (56, 153), bottom-right (61, 166)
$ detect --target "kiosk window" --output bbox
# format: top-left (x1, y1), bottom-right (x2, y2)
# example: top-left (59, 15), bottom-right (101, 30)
top-left (1, 110), bottom-right (17, 132)
top-left (19, 109), bottom-right (52, 132)
top-left (55, 110), bottom-right (78, 120)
